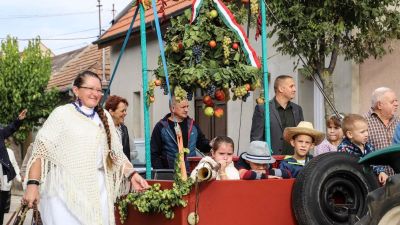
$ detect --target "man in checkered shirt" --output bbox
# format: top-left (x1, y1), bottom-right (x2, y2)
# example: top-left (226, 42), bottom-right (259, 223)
top-left (364, 87), bottom-right (399, 176)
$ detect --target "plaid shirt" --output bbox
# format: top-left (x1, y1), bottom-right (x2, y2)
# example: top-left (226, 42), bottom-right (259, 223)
top-left (338, 137), bottom-right (385, 175)
top-left (364, 109), bottom-right (400, 175)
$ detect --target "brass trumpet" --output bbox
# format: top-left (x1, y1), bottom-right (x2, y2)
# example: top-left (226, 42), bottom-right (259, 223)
top-left (195, 161), bottom-right (219, 182)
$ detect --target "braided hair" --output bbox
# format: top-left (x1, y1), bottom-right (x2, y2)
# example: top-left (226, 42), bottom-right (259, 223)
top-left (73, 70), bottom-right (113, 168)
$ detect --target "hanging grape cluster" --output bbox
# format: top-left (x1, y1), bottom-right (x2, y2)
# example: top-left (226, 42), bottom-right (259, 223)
top-left (186, 90), bottom-right (194, 101)
top-left (222, 36), bottom-right (232, 65)
top-left (206, 85), bottom-right (216, 98)
top-left (161, 82), bottom-right (169, 95)
top-left (250, 0), bottom-right (259, 15)
top-left (174, 86), bottom-right (188, 102)
top-left (192, 45), bottom-right (203, 64)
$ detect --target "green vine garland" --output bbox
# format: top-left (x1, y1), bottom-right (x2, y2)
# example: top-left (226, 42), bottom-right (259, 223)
top-left (118, 149), bottom-right (194, 223)
top-left (151, 0), bottom-right (262, 104)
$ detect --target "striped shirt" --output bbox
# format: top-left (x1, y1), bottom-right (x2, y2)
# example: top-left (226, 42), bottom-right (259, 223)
top-left (364, 109), bottom-right (400, 176)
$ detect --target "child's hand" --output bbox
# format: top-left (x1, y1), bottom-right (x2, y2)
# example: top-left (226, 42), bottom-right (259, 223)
top-left (267, 175), bottom-right (282, 179)
top-left (378, 172), bottom-right (388, 185)
top-left (217, 159), bottom-right (229, 171)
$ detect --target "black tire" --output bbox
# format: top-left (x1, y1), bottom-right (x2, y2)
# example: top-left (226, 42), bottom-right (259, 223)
top-left (292, 152), bottom-right (379, 225)
top-left (356, 174), bottom-right (400, 225)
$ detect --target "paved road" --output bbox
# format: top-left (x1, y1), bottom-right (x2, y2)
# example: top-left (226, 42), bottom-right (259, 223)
top-left (4, 194), bottom-right (32, 225)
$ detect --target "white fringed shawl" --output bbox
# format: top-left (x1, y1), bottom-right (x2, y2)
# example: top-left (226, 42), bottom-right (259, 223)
top-left (26, 104), bottom-right (130, 225)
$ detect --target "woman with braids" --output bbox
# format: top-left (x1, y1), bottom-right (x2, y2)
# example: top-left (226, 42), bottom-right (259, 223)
top-left (22, 71), bottom-right (149, 225)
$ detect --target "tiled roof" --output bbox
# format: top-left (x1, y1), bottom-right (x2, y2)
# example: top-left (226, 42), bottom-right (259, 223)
top-left (48, 44), bottom-right (111, 91)
top-left (52, 47), bottom-right (85, 73)
top-left (95, 0), bottom-right (191, 47)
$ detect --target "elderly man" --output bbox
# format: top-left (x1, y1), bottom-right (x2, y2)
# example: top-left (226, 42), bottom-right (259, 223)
top-left (151, 96), bottom-right (210, 171)
top-left (250, 75), bottom-right (304, 155)
top-left (364, 87), bottom-right (399, 176)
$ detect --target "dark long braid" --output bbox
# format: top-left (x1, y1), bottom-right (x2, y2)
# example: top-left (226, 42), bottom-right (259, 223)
top-left (73, 70), bottom-right (113, 168)
top-left (97, 106), bottom-right (113, 168)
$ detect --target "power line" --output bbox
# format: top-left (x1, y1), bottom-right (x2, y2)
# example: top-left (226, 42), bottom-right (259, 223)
top-left (48, 28), bottom-right (102, 37)
top-left (54, 42), bottom-right (88, 50)
top-left (0, 11), bottom-right (98, 20)
top-left (0, 36), bottom-right (98, 41)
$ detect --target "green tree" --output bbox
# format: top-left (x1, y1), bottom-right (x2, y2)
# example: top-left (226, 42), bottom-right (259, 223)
top-left (266, 0), bottom-right (400, 116)
top-left (0, 36), bottom-right (60, 143)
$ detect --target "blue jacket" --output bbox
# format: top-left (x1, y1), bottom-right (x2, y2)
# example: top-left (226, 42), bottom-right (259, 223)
top-left (279, 155), bottom-right (312, 178)
top-left (338, 137), bottom-right (385, 175)
top-left (393, 123), bottom-right (400, 144)
top-left (151, 114), bottom-right (210, 172)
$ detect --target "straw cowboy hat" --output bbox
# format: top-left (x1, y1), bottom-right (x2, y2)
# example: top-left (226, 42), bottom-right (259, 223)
top-left (242, 141), bottom-right (276, 164)
top-left (283, 121), bottom-right (325, 145)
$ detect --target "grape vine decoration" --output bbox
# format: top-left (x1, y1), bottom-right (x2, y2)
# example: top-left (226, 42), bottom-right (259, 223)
top-left (118, 150), bottom-right (194, 223)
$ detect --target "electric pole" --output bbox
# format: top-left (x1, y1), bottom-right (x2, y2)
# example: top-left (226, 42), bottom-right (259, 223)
top-left (97, 0), bottom-right (106, 82)
top-left (112, 4), bottom-right (116, 20)
top-left (97, 0), bottom-right (102, 37)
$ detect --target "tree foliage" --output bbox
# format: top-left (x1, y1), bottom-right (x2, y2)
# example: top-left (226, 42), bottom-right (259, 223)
top-left (266, 0), bottom-right (400, 115)
top-left (0, 36), bottom-right (60, 142)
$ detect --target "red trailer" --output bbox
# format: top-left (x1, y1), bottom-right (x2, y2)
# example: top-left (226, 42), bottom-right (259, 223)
top-left (115, 152), bottom-right (387, 225)
top-left (116, 179), bottom-right (296, 225)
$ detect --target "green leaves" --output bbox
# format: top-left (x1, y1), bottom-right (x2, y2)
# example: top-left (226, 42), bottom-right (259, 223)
top-left (155, 0), bottom-right (262, 97)
top-left (267, 0), bottom-right (400, 69)
top-left (118, 153), bottom-right (194, 223)
top-left (0, 36), bottom-right (60, 143)
top-left (267, 0), bottom-right (400, 117)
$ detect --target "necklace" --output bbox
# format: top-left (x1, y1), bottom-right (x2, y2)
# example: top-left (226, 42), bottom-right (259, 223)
top-left (72, 102), bottom-right (96, 119)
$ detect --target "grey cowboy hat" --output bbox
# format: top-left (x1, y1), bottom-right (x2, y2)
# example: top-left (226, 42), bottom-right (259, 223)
top-left (242, 141), bottom-right (276, 164)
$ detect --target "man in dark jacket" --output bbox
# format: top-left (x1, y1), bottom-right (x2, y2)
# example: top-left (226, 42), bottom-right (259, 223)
top-left (0, 109), bottom-right (27, 183)
top-left (250, 75), bottom-right (303, 155)
top-left (151, 97), bottom-right (210, 171)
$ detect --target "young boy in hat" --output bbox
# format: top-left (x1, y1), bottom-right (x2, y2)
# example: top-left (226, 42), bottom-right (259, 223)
top-left (280, 121), bottom-right (325, 178)
top-left (337, 114), bottom-right (388, 185)
top-left (236, 141), bottom-right (290, 179)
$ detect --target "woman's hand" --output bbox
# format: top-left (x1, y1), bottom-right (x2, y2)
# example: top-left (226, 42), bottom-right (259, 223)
top-left (130, 173), bottom-right (150, 192)
top-left (23, 184), bottom-right (40, 208)
top-left (18, 109), bottom-right (28, 120)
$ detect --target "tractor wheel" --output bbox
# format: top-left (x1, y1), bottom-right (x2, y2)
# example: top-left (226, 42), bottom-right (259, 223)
top-left (292, 152), bottom-right (379, 225)
top-left (356, 174), bottom-right (400, 225)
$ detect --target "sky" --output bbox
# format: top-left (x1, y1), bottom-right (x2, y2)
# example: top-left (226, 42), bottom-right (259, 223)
top-left (0, 0), bottom-right (133, 55)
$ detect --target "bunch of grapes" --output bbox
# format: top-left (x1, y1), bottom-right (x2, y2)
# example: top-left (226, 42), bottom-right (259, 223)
top-left (250, 0), bottom-right (259, 15)
top-left (161, 82), bottom-right (169, 95)
top-left (206, 85), bottom-right (216, 98)
top-left (148, 80), bottom-right (156, 89)
top-left (174, 86), bottom-right (188, 102)
top-left (192, 45), bottom-right (203, 64)
top-left (242, 92), bottom-right (251, 102)
top-left (197, 79), bottom-right (210, 89)
top-left (222, 36), bottom-right (232, 64)
top-left (186, 90), bottom-right (194, 101)
top-left (232, 85), bottom-right (248, 98)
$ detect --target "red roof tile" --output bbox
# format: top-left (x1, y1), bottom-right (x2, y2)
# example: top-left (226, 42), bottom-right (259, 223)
top-left (95, 0), bottom-right (191, 47)
top-left (48, 45), bottom-right (110, 91)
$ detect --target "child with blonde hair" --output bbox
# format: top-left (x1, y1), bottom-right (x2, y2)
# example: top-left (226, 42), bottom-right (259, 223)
top-left (338, 114), bottom-right (388, 185)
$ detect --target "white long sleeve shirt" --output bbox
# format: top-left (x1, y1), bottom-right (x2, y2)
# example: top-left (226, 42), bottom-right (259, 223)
top-left (0, 148), bottom-right (22, 191)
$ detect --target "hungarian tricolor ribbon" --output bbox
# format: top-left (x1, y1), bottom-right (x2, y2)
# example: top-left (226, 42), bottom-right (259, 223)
top-left (190, 0), bottom-right (261, 68)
